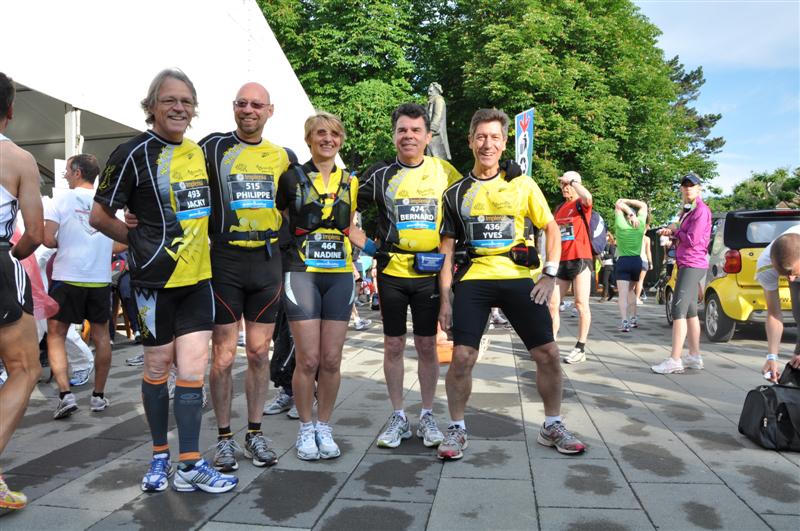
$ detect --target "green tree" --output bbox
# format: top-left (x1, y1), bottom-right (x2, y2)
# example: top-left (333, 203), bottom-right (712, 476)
top-left (706, 167), bottom-right (800, 212)
top-left (258, 0), bottom-right (416, 167)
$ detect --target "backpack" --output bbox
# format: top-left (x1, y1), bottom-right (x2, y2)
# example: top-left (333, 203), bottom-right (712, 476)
top-left (738, 364), bottom-right (800, 451)
top-left (556, 201), bottom-right (607, 256)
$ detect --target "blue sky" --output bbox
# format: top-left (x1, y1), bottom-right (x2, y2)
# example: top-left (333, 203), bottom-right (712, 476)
top-left (634, 0), bottom-right (800, 194)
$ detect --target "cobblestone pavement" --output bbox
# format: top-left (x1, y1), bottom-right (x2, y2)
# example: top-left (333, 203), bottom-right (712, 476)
top-left (2, 297), bottom-right (799, 530)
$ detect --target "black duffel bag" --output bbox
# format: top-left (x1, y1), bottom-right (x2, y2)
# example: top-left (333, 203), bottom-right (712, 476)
top-left (738, 363), bottom-right (800, 451)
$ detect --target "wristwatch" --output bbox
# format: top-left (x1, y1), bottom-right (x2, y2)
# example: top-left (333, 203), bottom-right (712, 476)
top-left (543, 264), bottom-right (558, 278)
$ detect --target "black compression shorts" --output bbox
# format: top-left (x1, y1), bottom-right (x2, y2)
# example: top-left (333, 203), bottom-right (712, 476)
top-left (134, 280), bottom-right (215, 347)
top-left (211, 243), bottom-right (282, 325)
top-left (377, 272), bottom-right (439, 337)
top-left (0, 250), bottom-right (32, 326)
top-left (282, 271), bottom-right (354, 322)
top-left (49, 281), bottom-right (111, 324)
top-left (452, 278), bottom-right (554, 350)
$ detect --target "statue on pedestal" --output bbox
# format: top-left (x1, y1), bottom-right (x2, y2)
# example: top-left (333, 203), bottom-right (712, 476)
top-left (425, 82), bottom-right (451, 160)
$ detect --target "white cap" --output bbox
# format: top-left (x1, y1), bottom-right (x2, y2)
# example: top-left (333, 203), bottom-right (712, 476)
top-left (562, 171), bottom-right (581, 183)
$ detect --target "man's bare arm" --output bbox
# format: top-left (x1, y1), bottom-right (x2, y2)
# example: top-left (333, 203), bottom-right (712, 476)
top-left (90, 202), bottom-right (128, 244)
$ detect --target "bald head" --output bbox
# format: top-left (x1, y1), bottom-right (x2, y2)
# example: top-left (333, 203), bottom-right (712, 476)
top-left (233, 82), bottom-right (274, 142)
top-left (236, 82), bottom-right (270, 104)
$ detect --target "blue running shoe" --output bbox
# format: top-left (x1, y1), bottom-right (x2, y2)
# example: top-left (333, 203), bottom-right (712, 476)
top-left (173, 459), bottom-right (238, 493)
top-left (141, 454), bottom-right (173, 492)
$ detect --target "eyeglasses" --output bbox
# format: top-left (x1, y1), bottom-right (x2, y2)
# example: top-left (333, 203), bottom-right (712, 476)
top-left (233, 99), bottom-right (270, 110)
top-left (158, 97), bottom-right (195, 108)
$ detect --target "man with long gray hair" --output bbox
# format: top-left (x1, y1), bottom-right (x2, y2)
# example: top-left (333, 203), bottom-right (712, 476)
top-left (91, 68), bottom-right (237, 494)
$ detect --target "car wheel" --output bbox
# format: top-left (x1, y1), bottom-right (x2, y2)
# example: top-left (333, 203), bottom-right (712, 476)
top-left (665, 288), bottom-right (673, 327)
top-left (704, 292), bottom-right (735, 342)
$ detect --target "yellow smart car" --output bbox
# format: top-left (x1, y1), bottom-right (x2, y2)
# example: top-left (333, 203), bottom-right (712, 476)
top-left (664, 209), bottom-right (800, 342)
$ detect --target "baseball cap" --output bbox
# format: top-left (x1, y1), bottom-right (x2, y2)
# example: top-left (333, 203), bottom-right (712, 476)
top-left (680, 173), bottom-right (701, 187)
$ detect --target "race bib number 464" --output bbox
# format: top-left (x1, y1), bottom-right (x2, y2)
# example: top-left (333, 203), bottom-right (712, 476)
top-left (172, 180), bottom-right (211, 220)
top-left (304, 233), bottom-right (346, 269)
top-left (227, 173), bottom-right (274, 210)
top-left (396, 198), bottom-right (437, 230)
top-left (468, 215), bottom-right (514, 248)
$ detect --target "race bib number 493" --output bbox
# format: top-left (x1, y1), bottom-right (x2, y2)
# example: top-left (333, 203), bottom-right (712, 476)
top-left (172, 180), bottom-right (211, 220)
top-left (227, 173), bottom-right (274, 210)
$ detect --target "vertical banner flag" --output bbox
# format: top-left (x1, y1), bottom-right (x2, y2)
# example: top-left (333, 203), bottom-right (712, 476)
top-left (515, 108), bottom-right (535, 177)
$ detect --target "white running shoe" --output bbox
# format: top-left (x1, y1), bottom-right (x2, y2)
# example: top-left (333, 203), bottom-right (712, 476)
top-left (354, 318), bottom-right (372, 331)
top-left (296, 424), bottom-right (320, 460)
top-left (682, 354), bottom-right (704, 370)
top-left (315, 423), bottom-right (341, 459)
top-left (90, 395), bottom-right (110, 412)
top-left (651, 357), bottom-right (684, 374)
top-left (263, 388), bottom-right (294, 415)
top-left (563, 347), bottom-right (586, 364)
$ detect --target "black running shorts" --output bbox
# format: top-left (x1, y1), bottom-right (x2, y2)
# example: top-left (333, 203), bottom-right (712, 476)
top-left (134, 280), bottom-right (215, 347)
top-left (377, 272), bottom-right (439, 337)
top-left (0, 249), bottom-right (32, 325)
top-left (211, 243), bottom-right (282, 325)
top-left (452, 278), bottom-right (554, 350)
top-left (49, 281), bottom-right (111, 324)
top-left (282, 271), bottom-right (354, 322)
top-left (556, 258), bottom-right (594, 281)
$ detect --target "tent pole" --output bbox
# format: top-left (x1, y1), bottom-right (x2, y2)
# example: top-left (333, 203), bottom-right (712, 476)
top-left (64, 104), bottom-right (83, 157)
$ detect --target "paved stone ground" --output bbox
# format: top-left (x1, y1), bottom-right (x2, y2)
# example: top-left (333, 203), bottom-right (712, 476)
top-left (2, 297), bottom-right (799, 530)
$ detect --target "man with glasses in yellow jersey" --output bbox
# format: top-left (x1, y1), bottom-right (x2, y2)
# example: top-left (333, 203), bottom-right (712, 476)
top-left (359, 103), bottom-right (462, 450)
top-left (91, 69), bottom-right (237, 494)
top-left (437, 108), bottom-right (586, 460)
top-left (199, 83), bottom-right (295, 473)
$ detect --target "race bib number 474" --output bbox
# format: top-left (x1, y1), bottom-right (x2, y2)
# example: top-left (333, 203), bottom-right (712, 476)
top-left (172, 180), bottom-right (211, 221)
top-left (396, 198), bottom-right (437, 230)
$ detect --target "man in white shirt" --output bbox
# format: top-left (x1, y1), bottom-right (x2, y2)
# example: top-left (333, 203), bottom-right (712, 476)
top-left (44, 154), bottom-right (114, 418)
top-left (756, 224), bottom-right (800, 381)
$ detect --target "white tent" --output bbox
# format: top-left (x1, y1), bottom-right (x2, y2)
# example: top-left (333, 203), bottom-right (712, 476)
top-left (3, 0), bottom-right (315, 190)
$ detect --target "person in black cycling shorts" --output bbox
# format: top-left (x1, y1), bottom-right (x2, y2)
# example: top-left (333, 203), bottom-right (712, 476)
top-left (275, 112), bottom-right (361, 461)
top-left (201, 82), bottom-right (294, 473)
top-left (91, 69), bottom-right (237, 494)
top-left (437, 108), bottom-right (586, 460)
top-left (358, 103), bottom-right (462, 450)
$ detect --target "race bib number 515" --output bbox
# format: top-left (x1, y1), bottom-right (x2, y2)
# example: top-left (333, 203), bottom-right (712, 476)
top-left (227, 173), bottom-right (274, 210)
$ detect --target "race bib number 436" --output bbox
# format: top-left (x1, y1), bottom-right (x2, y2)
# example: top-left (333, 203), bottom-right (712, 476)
top-left (172, 180), bottom-right (211, 221)
top-left (396, 198), bottom-right (437, 230)
top-left (467, 215), bottom-right (514, 248)
top-left (304, 233), bottom-right (346, 269)
top-left (227, 173), bottom-right (274, 210)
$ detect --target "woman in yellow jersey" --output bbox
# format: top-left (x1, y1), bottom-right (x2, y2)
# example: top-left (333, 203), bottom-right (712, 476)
top-left (275, 112), bottom-right (366, 460)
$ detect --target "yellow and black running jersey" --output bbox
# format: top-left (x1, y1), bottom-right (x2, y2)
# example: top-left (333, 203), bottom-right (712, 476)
top-left (200, 132), bottom-right (291, 249)
top-left (441, 170), bottom-right (553, 281)
top-left (358, 156), bottom-right (462, 278)
top-left (95, 131), bottom-right (211, 289)
top-left (276, 161), bottom-right (359, 274)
